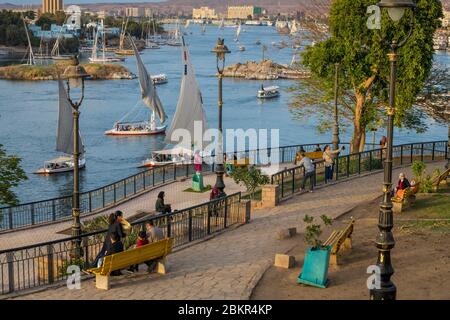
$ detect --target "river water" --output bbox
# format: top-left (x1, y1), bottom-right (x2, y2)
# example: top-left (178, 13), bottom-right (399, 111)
top-left (0, 24), bottom-right (448, 203)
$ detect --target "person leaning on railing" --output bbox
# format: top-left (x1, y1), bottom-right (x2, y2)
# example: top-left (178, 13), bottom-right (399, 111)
top-left (297, 152), bottom-right (315, 193)
top-left (323, 145), bottom-right (345, 183)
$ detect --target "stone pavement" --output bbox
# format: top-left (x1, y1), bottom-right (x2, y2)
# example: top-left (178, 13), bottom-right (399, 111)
top-left (0, 174), bottom-right (246, 250)
top-left (11, 161), bottom-right (445, 300)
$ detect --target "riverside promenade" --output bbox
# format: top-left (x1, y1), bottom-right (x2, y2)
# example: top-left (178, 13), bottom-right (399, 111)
top-left (9, 160), bottom-right (446, 300)
top-left (0, 173), bottom-right (249, 250)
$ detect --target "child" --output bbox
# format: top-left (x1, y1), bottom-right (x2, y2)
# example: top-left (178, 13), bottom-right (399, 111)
top-left (129, 231), bottom-right (149, 272)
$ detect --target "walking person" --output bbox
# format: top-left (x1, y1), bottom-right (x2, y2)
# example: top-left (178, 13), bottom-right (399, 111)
top-left (322, 145), bottom-right (345, 183)
top-left (297, 152), bottom-right (315, 192)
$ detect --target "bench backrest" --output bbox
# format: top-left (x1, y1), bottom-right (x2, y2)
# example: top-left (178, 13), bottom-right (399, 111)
top-left (232, 158), bottom-right (250, 166)
top-left (433, 168), bottom-right (450, 186)
top-left (303, 151), bottom-right (323, 160)
top-left (100, 238), bottom-right (174, 276)
top-left (330, 218), bottom-right (355, 254)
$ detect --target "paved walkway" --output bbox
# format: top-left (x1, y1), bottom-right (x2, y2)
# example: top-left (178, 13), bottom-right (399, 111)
top-left (11, 161), bottom-right (446, 300)
top-left (0, 174), bottom-right (246, 250)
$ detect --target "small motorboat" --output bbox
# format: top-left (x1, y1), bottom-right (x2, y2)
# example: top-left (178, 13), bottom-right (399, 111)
top-left (35, 156), bottom-right (86, 174)
top-left (255, 40), bottom-right (261, 45)
top-left (151, 74), bottom-right (168, 85)
top-left (257, 85), bottom-right (280, 99)
top-left (239, 46), bottom-right (246, 51)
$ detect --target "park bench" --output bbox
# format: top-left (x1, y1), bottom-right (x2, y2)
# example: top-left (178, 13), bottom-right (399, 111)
top-left (323, 218), bottom-right (355, 266)
top-left (432, 168), bottom-right (450, 192)
top-left (232, 158), bottom-right (250, 167)
top-left (304, 151), bottom-right (323, 161)
top-left (391, 185), bottom-right (420, 214)
top-left (86, 237), bottom-right (174, 290)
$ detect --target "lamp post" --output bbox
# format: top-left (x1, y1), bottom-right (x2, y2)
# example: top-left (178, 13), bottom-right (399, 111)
top-left (211, 38), bottom-right (230, 197)
top-left (371, 0), bottom-right (415, 300)
top-left (62, 56), bottom-right (89, 259)
top-left (332, 63), bottom-right (340, 153)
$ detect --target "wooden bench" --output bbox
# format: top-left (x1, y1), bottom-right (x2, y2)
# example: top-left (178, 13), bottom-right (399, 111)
top-left (392, 186), bottom-right (419, 214)
top-left (323, 218), bottom-right (355, 266)
top-left (432, 168), bottom-right (450, 192)
top-left (232, 158), bottom-right (250, 167)
top-left (304, 151), bottom-right (324, 160)
top-left (87, 237), bottom-right (174, 290)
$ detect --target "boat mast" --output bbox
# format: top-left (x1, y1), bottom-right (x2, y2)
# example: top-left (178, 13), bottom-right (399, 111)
top-left (22, 16), bottom-right (35, 65)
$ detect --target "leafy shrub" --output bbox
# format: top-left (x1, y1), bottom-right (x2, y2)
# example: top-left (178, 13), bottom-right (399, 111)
top-left (303, 214), bottom-right (333, 249)
top-left (230, 165), bottom-right (270, 199)
top-left (58, 258), bottom-right (85, 277)
top-left (412, 161), bottom-right (427, 183)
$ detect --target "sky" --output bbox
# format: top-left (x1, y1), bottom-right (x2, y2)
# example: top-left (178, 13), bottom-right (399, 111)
top-left (3, 0), bottom-right (165, 4)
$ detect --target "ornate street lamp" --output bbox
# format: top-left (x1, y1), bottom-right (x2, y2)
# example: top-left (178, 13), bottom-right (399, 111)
top-left (211, 38), bottom-right (230, 198)
top-left (371, 0), bottom-right (416, 300)
top-left (332, 63), bottom-right (340, 154)
top-left (62, 56), bottom-right (89, 259)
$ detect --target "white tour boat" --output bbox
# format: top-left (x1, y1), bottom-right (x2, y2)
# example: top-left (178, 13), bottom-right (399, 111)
top-left (36, 156), bottom-right (86, 174)
top-left (257, 85), bottom-right (280, 99)
top-left (139, 147), bottom-right (194, 168)
top-left (105, 37), bottom-right (167, 136)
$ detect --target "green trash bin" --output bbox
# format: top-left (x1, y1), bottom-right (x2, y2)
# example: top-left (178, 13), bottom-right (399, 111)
top-left (192, 172), bottom-right (204, 192)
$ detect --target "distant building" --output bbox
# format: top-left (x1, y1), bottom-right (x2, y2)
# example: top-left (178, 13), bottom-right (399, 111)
top-left (29, 23), bottom-right (76, 39)
top-left (125, 7), bottom-right (145, 18)
top-left (227, 6), bottom-right (262, 20)
top-left (42, 0), bottom-right (63, 15)
top-left (192, 7), bottom-right (217, 19)
top-left (145, 8), bottom-right (153, 18)
top-left (442, 11), bottom-right (450, 28)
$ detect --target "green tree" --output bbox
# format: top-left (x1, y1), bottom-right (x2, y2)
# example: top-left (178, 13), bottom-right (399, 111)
top-left (35, 11), bottom-right (66, 30)
top-left (230, 165), bottom-right (270, 199)
top-left (289, 0), bottom-right (443, 152)
top-left (0, 144), bottom-right (27, 206)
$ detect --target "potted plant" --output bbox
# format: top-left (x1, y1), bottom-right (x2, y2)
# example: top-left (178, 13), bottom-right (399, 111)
top-left (298, 214), bottom-right (333, 288)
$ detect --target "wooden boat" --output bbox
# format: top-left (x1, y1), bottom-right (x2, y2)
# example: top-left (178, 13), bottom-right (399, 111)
top-left (36, 80), bottom-right (86, 174)
top-left (140, 36), bottom-right (208, 168)
top-left (151, 74), bottom-right (168, 85)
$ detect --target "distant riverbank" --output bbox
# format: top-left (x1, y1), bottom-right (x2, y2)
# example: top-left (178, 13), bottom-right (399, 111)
top-left (0, 63), bottom-right (134, 80)
top-left (223, 60), bottom-right (311, 80)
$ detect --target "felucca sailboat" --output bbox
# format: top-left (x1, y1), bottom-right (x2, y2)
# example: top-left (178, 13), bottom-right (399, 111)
top-left (105, 37), bottom-right (167, 136)
top-left (140, 37), bottom-right (208, 167)
top-left (36, 80), bottom-right (86, 174)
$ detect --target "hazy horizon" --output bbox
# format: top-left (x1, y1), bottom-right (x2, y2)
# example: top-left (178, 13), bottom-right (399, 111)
top-left (2, 0), bottom-right (165, 5)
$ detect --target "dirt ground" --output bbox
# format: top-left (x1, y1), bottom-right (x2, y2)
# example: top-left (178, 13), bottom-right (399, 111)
top-left (251, 194), bottom-right (450, 300)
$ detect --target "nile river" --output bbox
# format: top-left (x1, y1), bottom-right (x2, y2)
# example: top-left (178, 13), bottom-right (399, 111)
top-left (0, 24), bottom-right (448, 203)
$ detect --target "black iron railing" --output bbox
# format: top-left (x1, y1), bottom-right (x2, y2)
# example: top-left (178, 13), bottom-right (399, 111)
top-left (271, 141), bottom-right (448, 200)
top-left (0, 192), bottom-right (244, 295)
top-left (0, 142), bottom-right (341, 232)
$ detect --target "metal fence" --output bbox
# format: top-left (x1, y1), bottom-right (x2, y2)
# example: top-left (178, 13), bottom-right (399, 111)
top-left (0, 192), bottom-right (244, 295)
top-left (271, 141), bottom-right (448, 200)
top-left (0, 142), bottom-right (343, 232)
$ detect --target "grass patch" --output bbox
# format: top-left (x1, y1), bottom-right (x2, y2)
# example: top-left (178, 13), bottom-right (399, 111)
top-left (183, 184), bottom-right (212, 193)
top-left (408, 194), bottom-right (450, 219)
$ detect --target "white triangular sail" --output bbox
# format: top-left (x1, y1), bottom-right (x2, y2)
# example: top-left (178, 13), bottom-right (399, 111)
top-left (56, 80), bottom-right (84, 155)
top-left (236, 23), bottom-right (241, 40)
top-left (165, 37), bottom-right (207, 147)
top-left (185, 20), bottom-right (190, 29)
top-left (219, 18), bottom-right (224, 30)
top-left (129, 36), bottom-right (167, 123)
top-left (290, 20), bottom-right (298, 35)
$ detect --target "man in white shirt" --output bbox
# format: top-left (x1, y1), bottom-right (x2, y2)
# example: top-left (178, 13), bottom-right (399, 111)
top-left (297, 153), bottom-right (315, 192)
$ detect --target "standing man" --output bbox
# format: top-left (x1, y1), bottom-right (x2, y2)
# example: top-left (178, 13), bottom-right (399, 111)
top-left (297, 152), bottom-right (315, 193)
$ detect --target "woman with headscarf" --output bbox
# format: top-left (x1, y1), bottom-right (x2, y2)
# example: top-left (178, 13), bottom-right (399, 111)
top-left (155, 191), bottom-right (171, 214)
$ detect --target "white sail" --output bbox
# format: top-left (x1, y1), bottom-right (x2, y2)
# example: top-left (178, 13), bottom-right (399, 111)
top-left (236, 23), bottom-right (241, 40)
top-left (129, 36), bottom-right (166, 123)
top-left (219, 18), bottom-right (224, 30)
top-left (290, 20), bottom-right (298, 35)
top-left (56, 80), bottom-right (84, 155)
top-left (185, 20), bottom-right (190, 28)
top-left (165, 37), bottom-right (207, 146)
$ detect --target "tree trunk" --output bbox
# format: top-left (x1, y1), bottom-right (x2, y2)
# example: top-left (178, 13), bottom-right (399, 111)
top-left (351, 92), bottom-right (365, 153)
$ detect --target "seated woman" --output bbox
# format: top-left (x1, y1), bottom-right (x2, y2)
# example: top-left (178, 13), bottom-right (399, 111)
top-left (155, 191), bottom-right (171, 214)
top-left (395, 173), bottom-right (411, 198)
